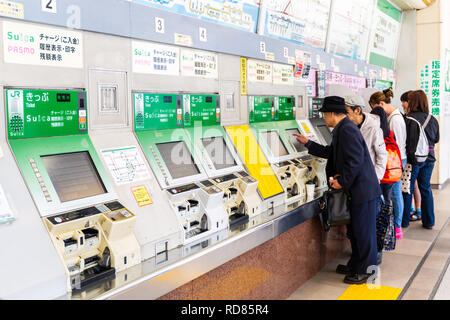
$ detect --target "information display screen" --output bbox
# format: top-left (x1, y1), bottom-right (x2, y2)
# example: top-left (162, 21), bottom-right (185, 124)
top-left (41, 152), bottom-right (106, 203)
top-left (262, 131), bottom-right (289, 158)
top-left (286, 129), bottom-right (308, 153)
top-left (156, 141), bottom-right (200, 180)
top-left (317, 125), bottom-right (333, 145)
top-left (202, 137), bottom-right (237, 171)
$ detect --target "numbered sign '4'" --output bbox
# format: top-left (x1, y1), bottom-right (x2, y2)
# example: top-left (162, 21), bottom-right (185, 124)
top-left (42, 0), bottom-right (57, 13)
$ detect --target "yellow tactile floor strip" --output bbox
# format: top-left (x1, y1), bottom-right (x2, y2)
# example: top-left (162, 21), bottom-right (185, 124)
top-left (338, 284), bottom-right (402, 300)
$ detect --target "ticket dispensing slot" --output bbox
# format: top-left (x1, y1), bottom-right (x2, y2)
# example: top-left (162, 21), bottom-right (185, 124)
top-left (44, 202), bottom-right (139, 291)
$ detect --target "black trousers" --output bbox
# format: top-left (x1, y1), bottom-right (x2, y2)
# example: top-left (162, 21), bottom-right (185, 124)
top-left (346, 199), bottom-right (378, 274)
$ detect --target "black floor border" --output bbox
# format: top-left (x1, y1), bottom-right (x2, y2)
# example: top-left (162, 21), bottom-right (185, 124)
top-left (397, 216), bottom-right (450, 300)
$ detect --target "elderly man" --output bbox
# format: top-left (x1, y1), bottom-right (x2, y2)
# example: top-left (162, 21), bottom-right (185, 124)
top-left (294, 96), bottom-right (381, 284)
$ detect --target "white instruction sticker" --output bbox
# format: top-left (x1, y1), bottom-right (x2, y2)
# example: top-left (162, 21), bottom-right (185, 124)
top-left (101, 146), bottom-right (151, 185)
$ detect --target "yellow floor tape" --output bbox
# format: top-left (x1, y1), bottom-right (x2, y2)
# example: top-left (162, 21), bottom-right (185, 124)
top-left (226, 125), bottom-right (284, 200)
top-left (338, 284), bottom-right (402, 300)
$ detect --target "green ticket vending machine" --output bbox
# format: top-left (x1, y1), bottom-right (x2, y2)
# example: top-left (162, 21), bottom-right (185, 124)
top-left (249, 96), bottom-right (327, 210)
top-left (181, 94), bottom-right (262, 231)
top-left (133, 92), bottom-right (228, 245)
top-left (6, 89), bottom-right (141, 293)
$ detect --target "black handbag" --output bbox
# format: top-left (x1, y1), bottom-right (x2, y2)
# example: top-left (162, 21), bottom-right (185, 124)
top-left (319, 189), bottom-right (351, 232)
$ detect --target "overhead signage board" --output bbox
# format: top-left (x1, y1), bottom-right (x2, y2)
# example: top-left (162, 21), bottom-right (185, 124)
top-left (131, 0), bottom-right (260, 33)
top-left (132, 40), bottom-right (180, 75)
top-left (326, 0), bottom-right (374, 61)
top-left (247, 59), bottom-right (272, 83)
top-left (325, 71), bottom-right (367, 94)
top-left (3, 21), bottom-right (83, 68)
top-left (368, 0), bottom-right (402, 69)
top-left (257, 0), bottom-right (331, 50)
top-left (180, 49), bottom-right (218, 79)
top-left (6, 89), bottom-right (87, 139)
top-left (273, 63), bottom-right (294, 86)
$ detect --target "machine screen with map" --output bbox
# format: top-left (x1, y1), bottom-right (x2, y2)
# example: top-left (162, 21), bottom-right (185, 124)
top-left (156, 141), bottom-right (200, 179)
top-left (41, 151), bottom-right (106, 203)
top-left (202, 137), bottom-right (237, 171)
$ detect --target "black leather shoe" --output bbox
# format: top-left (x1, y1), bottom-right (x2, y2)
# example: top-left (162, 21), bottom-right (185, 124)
top-left (336, 264), bottom-right (351, 275)
top-left (343, 273), bottom-right (374, 285)
top-left (422, 225), bottom-right (434, 230)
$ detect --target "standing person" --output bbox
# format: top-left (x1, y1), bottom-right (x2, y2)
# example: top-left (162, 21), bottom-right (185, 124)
top-left (345, 95), bottom-right (388, 183)
top-left (401, 91), bottom-right (423, 222)
top-left (402, 90), bottom-right (440, 229)
top-left (370, 89), bottom-right (407, 236)
top-left (294, 96), bottom-right (381, 284)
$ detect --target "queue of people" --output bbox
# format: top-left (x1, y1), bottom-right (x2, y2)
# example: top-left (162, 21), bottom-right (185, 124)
top-left (294, 88), bottom-right (440, 285)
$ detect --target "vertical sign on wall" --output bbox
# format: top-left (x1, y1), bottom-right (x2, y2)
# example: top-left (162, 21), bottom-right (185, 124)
top-left (431, 60), bottom-right (441, 116)
top-left (240, 57), bottom-right (248, 95)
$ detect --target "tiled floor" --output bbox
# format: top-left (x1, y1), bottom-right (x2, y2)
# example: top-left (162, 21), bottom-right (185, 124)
top-left (288, 185), bottom-right (450, 300)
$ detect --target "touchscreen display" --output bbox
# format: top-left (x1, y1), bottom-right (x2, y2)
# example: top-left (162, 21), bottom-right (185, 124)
top-left (156, 141), bottom-right (200, 180)
top-left (202, 136), bottom-right (237, 171)
top-left (261, 131), bottom-right (289, 158)
top-left (317, 125), bottom-right (333, 145)
top-left (41, 152), bottom-right (106, 203)
top-left (285, 129), bottom-right (308, 153)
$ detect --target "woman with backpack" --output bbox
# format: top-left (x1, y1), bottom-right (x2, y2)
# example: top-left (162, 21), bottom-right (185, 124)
top-left (402, 90), bottom-right (440, 230)
top-left (370, 89), bottom-right (407, 239)
top-left (401, 91), bottom-right (423, 222)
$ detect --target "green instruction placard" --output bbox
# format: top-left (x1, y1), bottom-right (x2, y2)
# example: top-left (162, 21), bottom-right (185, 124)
top-left (134, 93), bottom-right (182, 131)
top-left (249, 96), bottom-right (273, 123)
top-left (275, 97), bottom-right (295, 121)
top-left (6, 89), bottom-right (87, 139)
top-left (182, 94), bottom-right (220, 128)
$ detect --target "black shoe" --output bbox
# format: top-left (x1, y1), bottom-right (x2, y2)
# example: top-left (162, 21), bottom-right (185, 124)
top-left (336, 264), bottom-right (351, 275)
top-left (343, 273), bottom-right (374, 285)
top-left (422, 225), bottom-right (434, 230)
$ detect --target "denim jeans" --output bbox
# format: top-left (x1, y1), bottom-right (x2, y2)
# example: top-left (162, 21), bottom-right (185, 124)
top-left (380, 183), bottom-right (394, 205)
top-left (402, 161), bottom-right (436, 228)
top-left (391, 159), bottom-right (407, 228)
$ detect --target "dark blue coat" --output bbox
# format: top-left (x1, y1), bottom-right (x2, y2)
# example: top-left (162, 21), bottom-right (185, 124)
top-left (306, 117), bottom-right (381, 205)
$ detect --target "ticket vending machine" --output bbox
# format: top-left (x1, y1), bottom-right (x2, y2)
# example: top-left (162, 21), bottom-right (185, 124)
top-left (247, 96), bottom-right (326, 209)
top-left (133, 92), bottom-right (228, 245)
top-left (182, 94), bottom-right (263, 230)
top-left (6, 89), bottom-right (141, 292)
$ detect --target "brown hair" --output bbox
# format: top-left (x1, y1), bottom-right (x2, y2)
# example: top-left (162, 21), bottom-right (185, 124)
top-left (407, 90), bottom-right (429, 114)
top-left (369, 88), bottom-right (394, 106)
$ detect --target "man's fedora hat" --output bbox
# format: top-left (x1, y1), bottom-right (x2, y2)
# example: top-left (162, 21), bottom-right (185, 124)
top-left (318, 96), bottom-right (348, 114)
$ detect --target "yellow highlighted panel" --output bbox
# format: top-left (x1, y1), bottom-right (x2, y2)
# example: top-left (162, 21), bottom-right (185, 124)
top-left (226, 125), bottom-right (283, 199)
top-left (338, 284), bottom-right (402, 300)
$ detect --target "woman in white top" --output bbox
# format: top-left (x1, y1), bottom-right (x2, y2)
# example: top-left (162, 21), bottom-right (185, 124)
top-left (370, 89), bottom-right (407, 239)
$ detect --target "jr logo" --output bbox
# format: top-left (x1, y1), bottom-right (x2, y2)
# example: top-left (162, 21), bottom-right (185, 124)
top-left (9, 91), bottom-right (21, 98)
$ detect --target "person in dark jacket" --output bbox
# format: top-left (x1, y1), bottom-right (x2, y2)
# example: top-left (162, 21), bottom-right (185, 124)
top-left (402, 90), bottom-right (440, 229)
top-left (294, 96), bottom-right (381, 285)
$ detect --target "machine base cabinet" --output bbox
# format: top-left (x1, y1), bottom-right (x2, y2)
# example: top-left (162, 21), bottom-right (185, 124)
top-left (158, 219), bottom-right (348, 300)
